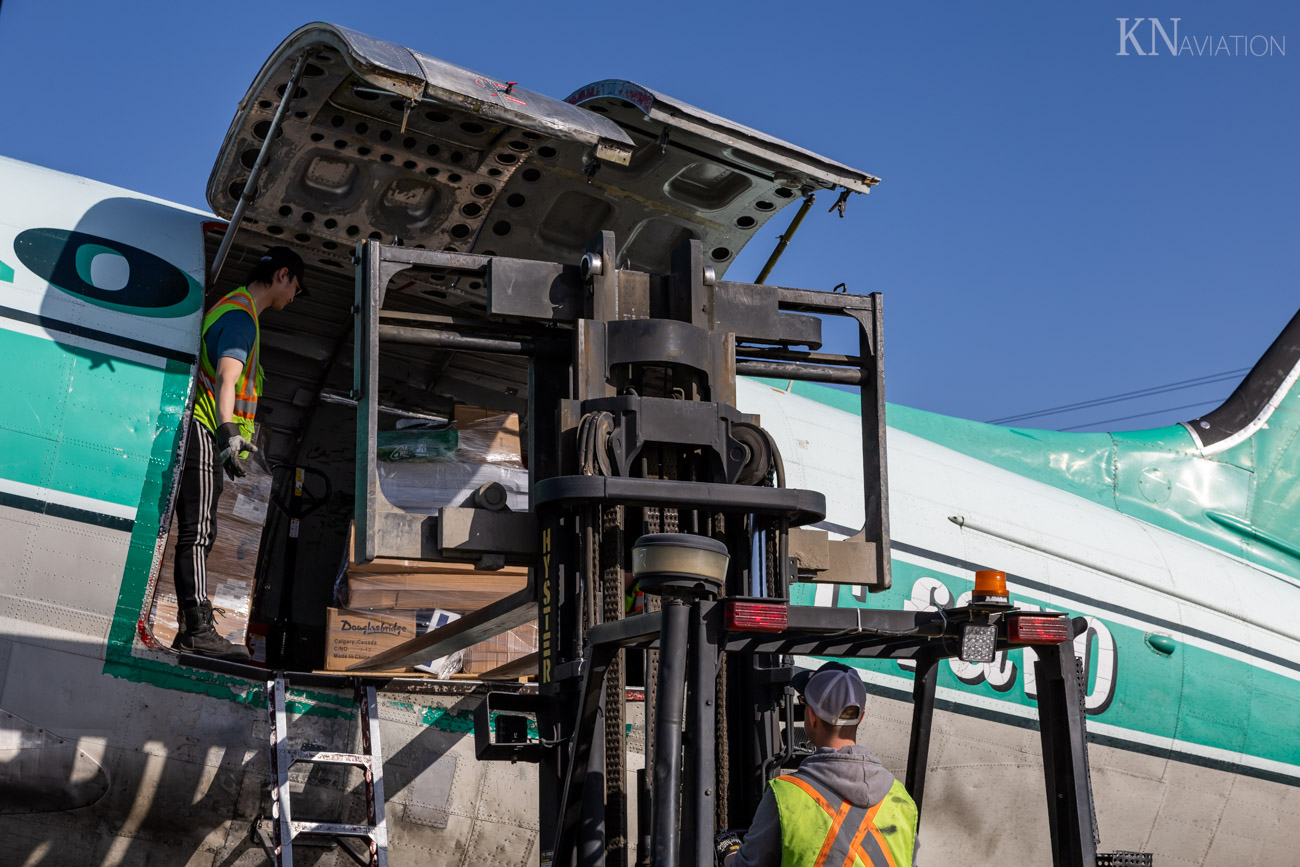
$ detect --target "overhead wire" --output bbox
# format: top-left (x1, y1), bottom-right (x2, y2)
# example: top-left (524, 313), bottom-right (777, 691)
top-left (1057, 400), bottom-right (1223, 432)
top-left (985, 367), bottom-right (1249, 426)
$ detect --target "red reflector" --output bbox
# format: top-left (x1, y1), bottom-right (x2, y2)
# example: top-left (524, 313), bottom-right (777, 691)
top-left (1008, 616), bottom-right (1071, 644)
top-left (724, 601), bottom-right (788, 633)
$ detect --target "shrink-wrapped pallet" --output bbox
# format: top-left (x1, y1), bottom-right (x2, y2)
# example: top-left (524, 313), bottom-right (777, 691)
top-left (148, 461), bottom-right (271, 649)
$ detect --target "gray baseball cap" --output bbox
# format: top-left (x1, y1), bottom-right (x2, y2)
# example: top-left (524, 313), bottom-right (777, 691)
top-left (792, 661), bottom-right (866, 726)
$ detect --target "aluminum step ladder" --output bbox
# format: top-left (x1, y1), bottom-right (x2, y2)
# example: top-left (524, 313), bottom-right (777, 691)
top-left (264, 675), bottom-right (389, 867)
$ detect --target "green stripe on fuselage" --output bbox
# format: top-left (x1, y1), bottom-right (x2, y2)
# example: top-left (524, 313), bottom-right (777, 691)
top-left (794, 559), bottom-right (1300, 771)
top-left (0, 327), bottom-right (165, 508)
top-left (756, 377), bottom-right (1300, 578)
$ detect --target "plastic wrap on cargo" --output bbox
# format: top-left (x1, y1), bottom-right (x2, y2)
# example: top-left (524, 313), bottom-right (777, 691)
top-left (377, 459), bottom-right (528, 513)
top-left (462, 623), bottom-right (538, 675)
top-left (149, 459), bottom-right (271, 648)
top-left (453, 405), bottom-right (522, 466)
top-left (376, 427), bottom-right (458, 462)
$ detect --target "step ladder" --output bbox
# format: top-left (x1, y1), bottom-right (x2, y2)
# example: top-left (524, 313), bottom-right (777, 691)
top-left (264, 675), bottom-right (389, 867)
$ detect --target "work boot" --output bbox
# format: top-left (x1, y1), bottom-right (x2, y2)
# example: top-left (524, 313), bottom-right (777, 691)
top-left (174, 601), bottom-right (251, 662)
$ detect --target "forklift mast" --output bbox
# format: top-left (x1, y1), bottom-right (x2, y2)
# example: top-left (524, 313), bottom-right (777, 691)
top-left (349, 237), bottom-right (1103, 867)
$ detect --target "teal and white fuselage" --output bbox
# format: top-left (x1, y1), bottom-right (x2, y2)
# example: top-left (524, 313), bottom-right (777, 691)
top-left (745, 378), bottom-right (1300, 862)
top-left (2, 154), bottom-right (1298, 864)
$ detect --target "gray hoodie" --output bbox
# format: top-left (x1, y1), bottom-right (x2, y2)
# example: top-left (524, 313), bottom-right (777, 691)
top-left (730, 745), bottom-right (918, 867)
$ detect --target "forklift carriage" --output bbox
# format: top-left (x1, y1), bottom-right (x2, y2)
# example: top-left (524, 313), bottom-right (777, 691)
top-left (348, 238), bottom-right (1103, 867)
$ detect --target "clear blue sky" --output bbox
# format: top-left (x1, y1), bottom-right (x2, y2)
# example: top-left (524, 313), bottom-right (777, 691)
top-left (1, 1), bottom-right (1295, 431)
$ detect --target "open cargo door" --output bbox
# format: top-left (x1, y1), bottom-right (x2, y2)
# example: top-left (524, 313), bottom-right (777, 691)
top-left (204, 21), bottom-right (883, 457)
top-left (207, 23), bottom-right (879, 296)
top-left (201, 22), bottom-right (885, 674)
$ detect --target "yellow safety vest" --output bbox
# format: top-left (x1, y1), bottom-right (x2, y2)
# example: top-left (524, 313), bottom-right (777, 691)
top-left (770, 774), bottom-right (917, 867)
top-left (193, 287), bottom-right (262, 444)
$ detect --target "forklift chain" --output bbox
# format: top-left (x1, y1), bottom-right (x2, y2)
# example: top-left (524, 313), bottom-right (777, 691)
top-left (642, 502), bottom-right (661, 810)
top-left (712, 511), bottom-right (730, 827)
top-left (602, 504), bottom-right (627, 864)
top-left (765, 524), bottom-right (778, 598)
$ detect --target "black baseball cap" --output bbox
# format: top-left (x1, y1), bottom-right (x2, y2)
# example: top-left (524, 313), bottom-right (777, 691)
top-left (260, 246), bottom-right (308, 296)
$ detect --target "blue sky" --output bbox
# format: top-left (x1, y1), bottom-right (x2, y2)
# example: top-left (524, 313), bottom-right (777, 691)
top-left (1, 1), bottom-right (1295, 430)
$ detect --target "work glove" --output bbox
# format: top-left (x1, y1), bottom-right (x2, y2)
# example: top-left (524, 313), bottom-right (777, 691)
top-left (714, 830), bottom-right (744, 867)
top-left (215, 422), bottom-right (258, 480)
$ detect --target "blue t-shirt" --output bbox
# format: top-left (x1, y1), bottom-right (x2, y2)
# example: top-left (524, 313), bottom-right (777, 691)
top-left (204, 308), bottom-right (256, 366)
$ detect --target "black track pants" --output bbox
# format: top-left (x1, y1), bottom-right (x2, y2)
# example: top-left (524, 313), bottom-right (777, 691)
top-left (173, 420), bottom-right (224, 611)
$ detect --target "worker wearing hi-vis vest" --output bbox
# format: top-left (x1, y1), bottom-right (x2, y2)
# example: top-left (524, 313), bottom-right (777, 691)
top-left (719, 661), bottom-right (919, 867)
top-left (172, 246), bottom-right (306, 660)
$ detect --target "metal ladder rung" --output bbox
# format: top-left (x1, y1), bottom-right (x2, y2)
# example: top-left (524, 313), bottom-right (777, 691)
top-left (291, 820), bottom-right (380, 838)
top-left (289, 748), bottom-right (375, 769)
top-left (267, 675), bottom-right (388, 867)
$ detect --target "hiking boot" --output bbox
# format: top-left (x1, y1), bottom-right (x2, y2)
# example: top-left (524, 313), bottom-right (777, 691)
top-left (174, 601), bottom-right (251, 662)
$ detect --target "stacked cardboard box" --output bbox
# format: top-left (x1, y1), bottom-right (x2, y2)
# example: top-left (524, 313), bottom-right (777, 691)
top-left (324, 529), bottom-right (536, 676)
top-left (452, 404), bottom-right (523, 465)
top-left (322, 607), bottom-right (462, 676)
top-left (346, 558), bottom-right (528, 610)
top-left (324, 403), bottom-right (537, 677)
top-left (376, 405), bottom-right (528, 514)
top-left (462, 624), bottom-right (539, 675)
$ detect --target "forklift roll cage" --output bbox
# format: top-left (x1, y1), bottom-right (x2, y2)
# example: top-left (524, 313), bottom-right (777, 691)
top-left (348, 236), bottom-right (1103, 867)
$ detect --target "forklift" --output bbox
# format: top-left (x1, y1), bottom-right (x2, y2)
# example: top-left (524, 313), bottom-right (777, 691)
top-left (203, 24), bottom-right (1141, 865)
top-left (345, 233), bottom-right (1129, 867)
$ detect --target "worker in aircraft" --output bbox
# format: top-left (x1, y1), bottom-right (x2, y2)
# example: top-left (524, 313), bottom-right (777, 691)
top-left (720, 661), bottom-right (920, 867)
top-left (171, 246), bottom-right (306, 660)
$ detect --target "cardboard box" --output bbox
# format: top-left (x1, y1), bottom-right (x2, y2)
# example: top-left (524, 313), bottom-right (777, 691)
top-left (323, 607), bottom-right (462, 671)
top-left (454, 404), bottom-right (522, 464)
top-left (462, 623), bottom-right (538, 675)
top-left (325, 607), bottom-right (534, 677)
top-left (345, 569), bottom-right (527, 610)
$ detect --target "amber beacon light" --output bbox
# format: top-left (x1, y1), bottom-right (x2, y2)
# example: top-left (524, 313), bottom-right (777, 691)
top-left (973, 569), bottom-right (1009, 603)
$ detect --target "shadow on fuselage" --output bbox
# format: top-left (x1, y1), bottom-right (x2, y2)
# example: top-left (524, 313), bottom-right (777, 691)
top-left (0, 627), bottom-right (482, 866)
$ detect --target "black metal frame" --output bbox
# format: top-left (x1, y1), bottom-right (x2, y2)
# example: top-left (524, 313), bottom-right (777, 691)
top-left (496, 604), bottom-right (1098, 867)
top-left (351, 236), bottom-right (889, 590)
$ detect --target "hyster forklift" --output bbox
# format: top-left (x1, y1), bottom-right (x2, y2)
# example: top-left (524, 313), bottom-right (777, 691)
top-left (343, 230), bottom-right (1110, 867)
top-left (204, 23), bottom-right (1137, 867)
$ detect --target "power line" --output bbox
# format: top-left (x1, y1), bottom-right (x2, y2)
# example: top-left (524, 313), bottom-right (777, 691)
top-left (985, 367), bottom-right (1249, 425)
top-left (1057, 399), bottom-right (1221, 432)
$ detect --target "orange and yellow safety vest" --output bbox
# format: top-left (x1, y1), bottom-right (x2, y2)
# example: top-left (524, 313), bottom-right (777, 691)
top-left (193, 287), bottom-right (262, 443)
top-left (769, 774), bottom-right (917, 867)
